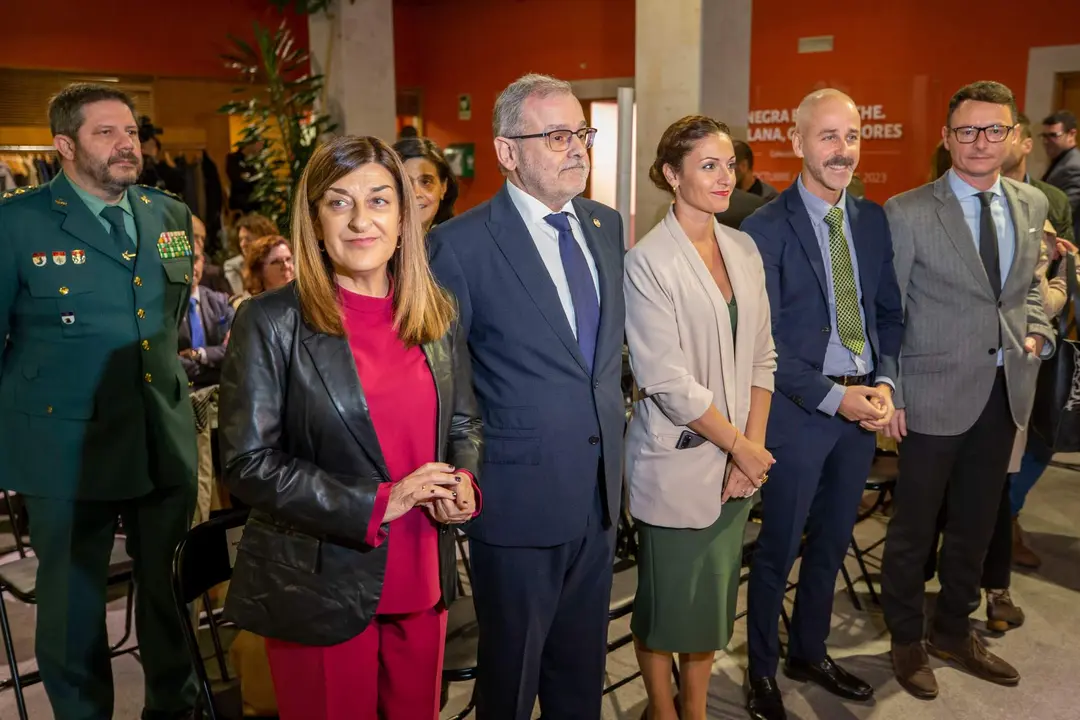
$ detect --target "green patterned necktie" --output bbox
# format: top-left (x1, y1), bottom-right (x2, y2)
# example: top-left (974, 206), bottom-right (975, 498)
top-left (824, 206), bottom-right (865, 356)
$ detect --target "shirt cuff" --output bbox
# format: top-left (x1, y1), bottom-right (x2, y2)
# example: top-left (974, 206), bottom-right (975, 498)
top-left (817, 383), bottom-right (845, 416)
top-left (365, 482), bottom-right (393, 547)
top-left (458, 469), bottom-right (482, 518)
top-left (874, 377), bottom-right (895, 391)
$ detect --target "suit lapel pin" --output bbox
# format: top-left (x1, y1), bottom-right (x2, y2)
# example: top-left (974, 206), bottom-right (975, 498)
top-left (140, 195), bottom-right (151, 205)
top-left (592, 218), bottom-right (601, 228)
top-left (54, 198), bottom-right (67, 207)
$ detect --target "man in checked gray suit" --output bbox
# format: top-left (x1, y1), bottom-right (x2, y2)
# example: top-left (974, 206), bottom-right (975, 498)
top-left (879, 81), bottom-right (1055, 700)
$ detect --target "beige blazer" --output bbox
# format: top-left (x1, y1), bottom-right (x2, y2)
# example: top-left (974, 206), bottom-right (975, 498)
top-left (624, 208), bottom-right (777, 529)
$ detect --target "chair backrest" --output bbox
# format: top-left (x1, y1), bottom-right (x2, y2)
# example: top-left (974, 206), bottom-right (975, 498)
top-left (173, 509), bottom-right (250, 606)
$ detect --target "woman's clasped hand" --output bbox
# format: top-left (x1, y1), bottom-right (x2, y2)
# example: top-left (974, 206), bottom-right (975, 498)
top-left (384, 462), bottom-right (476, 524)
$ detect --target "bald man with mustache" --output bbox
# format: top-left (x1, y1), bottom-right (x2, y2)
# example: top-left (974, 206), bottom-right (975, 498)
top-left (741, 89), bottom-right (904, 720)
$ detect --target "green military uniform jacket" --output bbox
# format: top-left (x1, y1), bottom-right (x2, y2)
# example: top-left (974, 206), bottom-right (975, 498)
top-left (1032, 177), bottom-right (1075, 243)
top-left (0, 172), bottom-right (197, 500)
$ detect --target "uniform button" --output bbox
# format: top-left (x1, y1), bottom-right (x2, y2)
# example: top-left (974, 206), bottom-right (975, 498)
top-left (144, 373), bottom-right (152, 383)
top-left (588, 435), bottom-right (600, 445)
top-left (593, 380), bottom-right (600, 389)
top-left (137, 309), bottom-right (146, 319)
top-left (988, 348), bottom-right (996, 355)
top-left (141, 340), bottom-right (150, 351)
top-left (59, 287), bottom-right (69, 295)
top-left (134, 276), bottom-right (142, 286)
top-left (46, 406), bottom-right (53, 414)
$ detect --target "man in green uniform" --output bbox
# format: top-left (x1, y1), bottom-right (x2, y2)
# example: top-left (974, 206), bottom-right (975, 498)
top-left (0, 84), bottom-right (197, 720)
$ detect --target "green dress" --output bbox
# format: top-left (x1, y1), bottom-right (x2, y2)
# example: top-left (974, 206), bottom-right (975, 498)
top-left (630, 295), bottom-right (754, 653)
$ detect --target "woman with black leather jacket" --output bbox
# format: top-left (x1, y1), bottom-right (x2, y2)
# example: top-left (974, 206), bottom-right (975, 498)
top-left (217, 134), bottom-right (483, 720)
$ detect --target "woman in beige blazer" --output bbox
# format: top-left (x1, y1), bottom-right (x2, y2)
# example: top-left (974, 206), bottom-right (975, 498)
top-left (624, 116), bottom-right (777, 720)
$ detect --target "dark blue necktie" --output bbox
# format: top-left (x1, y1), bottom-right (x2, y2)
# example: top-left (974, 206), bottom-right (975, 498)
top-left (189, 297), bottom-right (206, 350)
top-left (544, 212), bottom-right (600, 371)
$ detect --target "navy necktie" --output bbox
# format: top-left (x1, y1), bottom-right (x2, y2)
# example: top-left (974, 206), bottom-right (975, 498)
top-left (188, 297), bottom-right (206, 350)
top-left (544, 212), bottom-right (600, 371)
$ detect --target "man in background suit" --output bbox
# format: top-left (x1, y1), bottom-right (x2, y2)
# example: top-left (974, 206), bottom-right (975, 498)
top-left (0, 84), bottom-right (196, 720)
top-left (741, 89), bottom-right (904, 720)
top-left (429, 74), bottom-right (625, 720)
top-left (715, 187), bottom-right (766, 230)
top-left (178, 248), bottom-right (233, 390)
top-left (1041, 110), bottom-right (1080, 238)
top-left (735, 140), bottom-right (780, 201)
top-left (191, 215), bottom-right (230, 295)
top-left (881, 81), bottom-right (1054, 700)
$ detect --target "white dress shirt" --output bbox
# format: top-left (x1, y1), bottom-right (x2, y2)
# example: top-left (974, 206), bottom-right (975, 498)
top-left (505, 180), bottom-right (600, 338)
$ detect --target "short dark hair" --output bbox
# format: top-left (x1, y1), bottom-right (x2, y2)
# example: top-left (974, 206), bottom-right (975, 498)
top-left (946, 81), bottom-right (1017, 126)
top-left (649, 115), bottom-right (731, 195)
top-left (732, 139), bottom-right (753, 168)
top-left (392, 136), bottom-right (460, 226)
top-left (1016, 112), bottom-right (1032, 141)
top-left (1043, 110), bottom-right (1078, 133)
top-left (48, 83), bottom-right (137, 139)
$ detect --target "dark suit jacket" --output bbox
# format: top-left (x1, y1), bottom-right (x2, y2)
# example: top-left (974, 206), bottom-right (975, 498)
top-left (429, 184), bottom-right (626, 547)
top-left (200, 261), bottom-right (233, 295)
top-left (0, 173), bottom-right (197, 500)
top-left (716, 188), bottom-right (766, 230)
top-left (1031, 177), bottom-right (1075, 242)
top-left (218, 283), bottom-right (482, 645)
top-left (741, 184), bottom-right (904, 433)
top-left (179, 287), bottom-right (234, 389)
top-left (1043, 147), bottom-right (1080, 238)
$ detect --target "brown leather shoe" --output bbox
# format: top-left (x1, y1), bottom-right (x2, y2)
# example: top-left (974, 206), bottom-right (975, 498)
top-left (985, 589), bottom-right (1025, 632)
top-left (891, 641), bottom-right (938, 699)
top-left (927, 630), bottom-right (1020, 686)
top-left (1012, 517), bottom-right (1041, 569)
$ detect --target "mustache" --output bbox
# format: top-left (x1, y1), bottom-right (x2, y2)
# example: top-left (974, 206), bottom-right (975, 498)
top-left (109, 152), bottom-right (139, 165)
top-left (825, 156), bottom-right (854, 169)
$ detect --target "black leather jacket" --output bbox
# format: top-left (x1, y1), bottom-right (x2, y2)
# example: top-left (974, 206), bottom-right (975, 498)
top-left (217, 283), bottom-right (482, 646)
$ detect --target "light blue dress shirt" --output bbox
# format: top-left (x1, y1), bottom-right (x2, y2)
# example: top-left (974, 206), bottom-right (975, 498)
top-left (946, 169), bottom-right (1015, 366)
top-left (796, 178), bottom-right (879, 416)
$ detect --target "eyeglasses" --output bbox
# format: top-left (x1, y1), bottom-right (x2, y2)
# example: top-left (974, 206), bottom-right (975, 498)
top-left (1040, 130), bottom-right (1067, 140)
top-left (948, 124), bottom-right (1014, 144)
top-left (505, 128), bottom-right (597, 152)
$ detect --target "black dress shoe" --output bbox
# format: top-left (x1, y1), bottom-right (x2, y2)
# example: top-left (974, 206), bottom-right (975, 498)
top-left (784, 655), bottom-right (874, 701)
top-left (746, 676), bottom-right (787, 720)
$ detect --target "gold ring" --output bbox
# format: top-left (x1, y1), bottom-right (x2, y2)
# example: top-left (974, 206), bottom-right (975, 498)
top-left (759, 474), bottom-right (769, 485)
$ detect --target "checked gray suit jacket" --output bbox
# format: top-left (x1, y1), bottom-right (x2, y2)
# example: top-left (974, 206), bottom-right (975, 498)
top-left (885, 174), bottom-right (1055, 436)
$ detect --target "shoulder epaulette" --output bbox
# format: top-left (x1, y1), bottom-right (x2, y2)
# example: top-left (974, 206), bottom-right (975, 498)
top-left (138, 184), bottom-right (183, 202)
top-left (0, 185), bottom-right (44, 204)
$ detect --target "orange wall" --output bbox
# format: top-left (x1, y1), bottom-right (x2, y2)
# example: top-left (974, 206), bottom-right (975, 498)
top-left (0, 1), bottom-right (308, 79)
top-left (394, 0), bottom-right (635, 210)
top-left (747, 1), bottom-right (1080, 203)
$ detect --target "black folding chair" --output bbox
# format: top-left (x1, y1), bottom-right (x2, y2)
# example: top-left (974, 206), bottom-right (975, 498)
top-left (442, 529), bottom-right (479, 720)
top-left (171, 509), bottom-right (250, 720)
top-left (840, 454), bottom-right (898, 609)
top-left (0, 537), bottom-right (136, 720)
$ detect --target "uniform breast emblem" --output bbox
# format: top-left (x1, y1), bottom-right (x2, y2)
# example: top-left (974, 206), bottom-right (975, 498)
top-left (52, 251), bottom-right (67, 266)
top-left (71, 250), bottom-right (86, 265)
top-left (32, 253), bottom-right (46, 267)
top-left (60, 312), bottom-right (75, 325)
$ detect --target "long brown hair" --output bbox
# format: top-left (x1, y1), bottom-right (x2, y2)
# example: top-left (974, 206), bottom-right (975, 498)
top-left (292, 135), bottom-right (454, 344)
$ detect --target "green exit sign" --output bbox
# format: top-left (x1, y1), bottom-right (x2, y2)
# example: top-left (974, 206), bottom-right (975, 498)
top-left (445, 143), bottom-right (475, 179)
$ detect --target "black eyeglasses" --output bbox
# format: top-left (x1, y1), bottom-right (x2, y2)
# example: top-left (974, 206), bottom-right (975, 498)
top-left (505, 128), bottom-right (597, 152)
top-left (948, 124), bottom-right (1014, 144)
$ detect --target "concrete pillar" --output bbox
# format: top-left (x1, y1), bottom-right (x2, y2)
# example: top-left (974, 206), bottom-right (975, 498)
top-left (634, 0), bottom-right (752, 240)
top-left (309, 0), bottom-right (396, 140)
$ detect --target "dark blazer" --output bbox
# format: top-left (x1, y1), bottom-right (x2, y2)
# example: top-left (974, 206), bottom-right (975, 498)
top-left (199, 261), bottom-right (233, 295)
top-left (741, 183), bottom-right (904, 431)
top-left (1031, 177), bottom-right (1075, 242)
top-left (715, 188), bottom-right (766, 230)
top-left (217, 283), bottom-right (482, 646)
top-left (1043, 147), bottom-right (1080, 238)
top-left (0, 174), bottom-right (196, 500)
top-left (178, 287), bottom-right (234, 389)
top-left (428, 185), bottom-right (626, 547)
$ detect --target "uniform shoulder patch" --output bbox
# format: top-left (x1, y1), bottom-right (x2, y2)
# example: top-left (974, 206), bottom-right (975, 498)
top-left (138, 184), bottom-right (182, 201)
